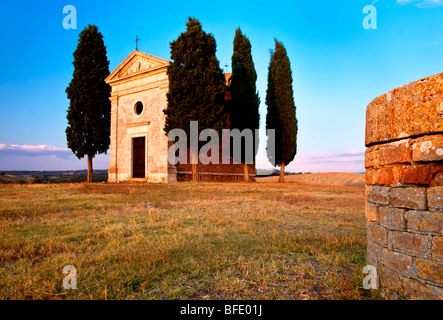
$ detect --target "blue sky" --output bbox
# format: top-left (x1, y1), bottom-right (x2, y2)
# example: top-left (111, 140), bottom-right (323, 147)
top-left (0, 0), bottom-right (442, 172)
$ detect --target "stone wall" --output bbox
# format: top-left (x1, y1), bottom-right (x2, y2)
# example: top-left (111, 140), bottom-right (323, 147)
top-left (365, 72), bottom-right (443, 299)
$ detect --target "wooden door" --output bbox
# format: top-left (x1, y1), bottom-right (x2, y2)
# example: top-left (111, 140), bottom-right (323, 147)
top-left (132, 137), bottom-right (145, 178)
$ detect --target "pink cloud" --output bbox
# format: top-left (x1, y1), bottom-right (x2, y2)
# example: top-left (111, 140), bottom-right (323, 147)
top-left (0, 143), bottom-right (110, 170)
top-left (255, 151), bottom-right (365, 173)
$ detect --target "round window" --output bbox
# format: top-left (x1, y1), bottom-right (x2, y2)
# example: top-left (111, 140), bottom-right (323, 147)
top-left (134, 101), bottom-right (144, 115)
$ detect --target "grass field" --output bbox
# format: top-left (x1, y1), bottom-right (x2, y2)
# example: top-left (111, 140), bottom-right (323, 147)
top-left (257, 172), bottom-right (365, 189)
top-left (0, 181), bottom-right (379, 300)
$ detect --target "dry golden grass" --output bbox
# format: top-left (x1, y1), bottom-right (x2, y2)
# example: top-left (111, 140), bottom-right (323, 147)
top-left (0, 181), bottom-right (378, 300)
top-left (257, 172), bottom-right (365, 188)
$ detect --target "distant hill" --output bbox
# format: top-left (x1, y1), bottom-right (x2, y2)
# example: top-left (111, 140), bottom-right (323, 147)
top-left (256, 172), bottom-right (365, 189)
top-left (256, 168), bottom-right (308, 177)
top-left (0, 170), bottom-right (365, 188)
top-left (0, 170), bottom-right (108, 184)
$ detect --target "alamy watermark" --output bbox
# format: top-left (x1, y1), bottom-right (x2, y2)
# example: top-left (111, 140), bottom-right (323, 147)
top-left (167, 121), bottom-right (275, 165)
top-left (363, 5), bottom-right (377, 30)
top-left (63, 5), bottom-right (77, 30)
top-left (63, 265), bottom-right (77, 290)
top-left (362, 265), bottom-right (378, 290)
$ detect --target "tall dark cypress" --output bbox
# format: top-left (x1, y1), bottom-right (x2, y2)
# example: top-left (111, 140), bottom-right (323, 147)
top-left (164, 17), bottom-right (227, 181)
top-left (66, 25), bottom-right (111, 182)
top-left (265, 39), bottom-right (298, 182)
top-left (227, 28), bottom-right (260, 182)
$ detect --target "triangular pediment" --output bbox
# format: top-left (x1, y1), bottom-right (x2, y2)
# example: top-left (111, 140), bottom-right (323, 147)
top-left (106, 50), bottom-right (170, 83)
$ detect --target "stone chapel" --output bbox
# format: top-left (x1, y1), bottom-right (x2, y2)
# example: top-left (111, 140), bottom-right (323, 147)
top-left (105, 50), bottom-right (176, 183)
top-left (105, 50), bottom-right (256, 183)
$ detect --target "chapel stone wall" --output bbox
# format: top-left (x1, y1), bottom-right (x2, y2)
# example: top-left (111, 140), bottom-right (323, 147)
top-left (365, 72), bottom-right (443, 299)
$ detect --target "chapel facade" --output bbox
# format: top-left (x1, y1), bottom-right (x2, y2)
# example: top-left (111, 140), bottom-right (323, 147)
top-left (105, 50), bottom-right (176, 183)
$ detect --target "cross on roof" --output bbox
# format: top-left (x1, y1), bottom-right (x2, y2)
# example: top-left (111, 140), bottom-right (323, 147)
top-left (134, 35), bottom-right (141, 51)
top-left (224, 64), bottom-right (229, 73)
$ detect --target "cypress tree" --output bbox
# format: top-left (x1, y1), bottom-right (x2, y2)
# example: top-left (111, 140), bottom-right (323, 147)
top-left (164, 18), bottom-right (227, 181)
top-left (66, 25), bottom-right (111, 183)
top-left (227, 28), bottom-right (260, 182)
top-left (265, 40), bottom-right (298, 183)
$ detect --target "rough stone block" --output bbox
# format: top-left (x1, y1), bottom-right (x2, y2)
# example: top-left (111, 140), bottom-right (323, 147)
top-left (367, 239), bottom-right (383, 267)
top-left (406, 211), bottom-right (443, 234)
top-left (365, 202), bottom-right (379, 222)
top-left (378, 139), bottom-right (412, 166)
top-left (378, 267), bottom-right (403, 294)
top-left (365, 72), bottom-right (443, 147)
top-left (368, 223), bottom-right (389, 246)
top-left (382, 248), bottom-right (413, 275)
top-left (412, 134), bottom-right (443, 162)
top-left (432, 237), bottom-right (443, 261)
top-left (387, 230), bottom-right (394, 249)
top-left (411, 258), bottom-right (443, 286)
top-left (367, 185), bottom-right (390, 205)
top-left (390, 187), bottom-right (427, 210)
top-left (365, 146), bottom-right (379, 168)
top-left (391, 231), bottom-right (431, 256)
top-left (428, 187), bottom-right (443, 210)
top-left (402, 277), bottom-right (443, 300)
top-left (430, 172), bottom-right (443, 187)
top-left (366, 166), bottom-right (442, 186)
top-left (366, 168), bottom-right (394, 186)
top-left (379, 207), bottom-right (407, 231)
top-left (392, 165), bottom-right (443, 186)
top-left (365, 140), bottom-right (413, 168)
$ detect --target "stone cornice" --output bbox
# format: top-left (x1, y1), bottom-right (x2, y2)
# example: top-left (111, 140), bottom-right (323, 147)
top-left (109, 95), bottom-right (119, 103)
top-left (107, 65), bottom-right (168, 85)
top-left (106, 50), bottom-right (169, 83)
top-left (126, 121), bottom-right (151, 128)
top-left (110, 78), bottom-right (169, 97)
